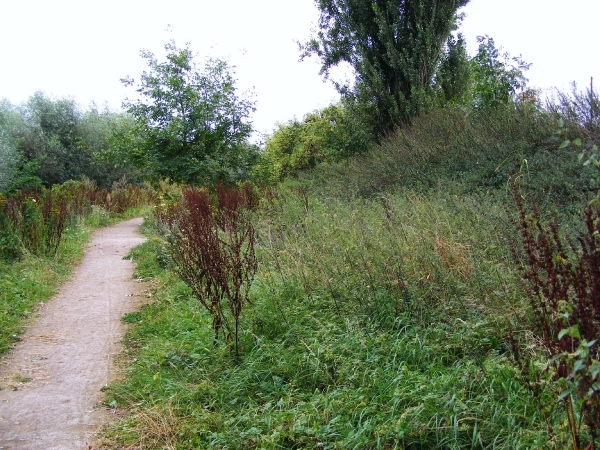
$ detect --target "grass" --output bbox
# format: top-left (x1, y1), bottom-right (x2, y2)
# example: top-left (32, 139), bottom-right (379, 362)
top-left (0, 205), bottom-right (151, 356)
top-left (98, 101), bottom-right (598, 448)
top-left (100, 193), bottom-right (570, 449)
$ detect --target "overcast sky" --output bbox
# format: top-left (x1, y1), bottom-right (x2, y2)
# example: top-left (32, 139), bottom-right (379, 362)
top-left (1, 0), bottom-right (598, 140)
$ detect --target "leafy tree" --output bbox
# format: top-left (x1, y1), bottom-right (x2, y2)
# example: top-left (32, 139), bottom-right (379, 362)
top-left (21, 92), bottom-right (86, 185)
top-left (254, 104), bottom-right (369, 182)
top-left (471, 35), bottom-right (531, 108)
top-left (0, 99), bottom-right (43, 192)
top-left (122, 41), bottom-right (256, 185)
top-left (1, 94), bottom-right (137, 191)
top-left (97, 112), bottom-right (150, 179)
top-left (0, 130), bottom-right (16, 192)
top-left (78, 105), bottom-right (144, 187)
top-left (301, 0), bottom-right (470, 139)
top-left (0, 101), bottom-right (21, 192)
top-left (436, 32), bottom-right (472, 104)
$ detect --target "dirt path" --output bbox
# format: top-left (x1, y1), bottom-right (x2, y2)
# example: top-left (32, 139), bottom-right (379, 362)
top-left (0, 218), bottom-right (147, 450)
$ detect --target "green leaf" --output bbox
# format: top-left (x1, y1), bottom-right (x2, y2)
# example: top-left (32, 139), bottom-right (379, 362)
top-left (558, 118), bottom-right (564, 128)
top-left (558, 324), bottom-right (580, 340)
top-left (559, 139), bottom-right (570, 149)
top-left (548, 354), bottom-right (563, 366)
top-left (558, 389), bottom-right (572, 401)
top-left (573, 359), bottom-right (586, 373)
top-left (573, 138), bottom-right (582, 147)
top-left (589, 362), bottom-right (600, 379)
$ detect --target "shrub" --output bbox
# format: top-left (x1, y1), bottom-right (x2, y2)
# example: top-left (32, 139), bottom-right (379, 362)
top-left (547, 80), bottom-right (600, 141)
top-left (256, 104), bottom-right (368, 183)
top-left (511, 185), bottom-right (600, 449)
top-left (158, 183), bottom-right (258, 356)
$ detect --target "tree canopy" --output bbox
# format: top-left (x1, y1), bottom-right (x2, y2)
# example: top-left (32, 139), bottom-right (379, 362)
top-left (122, 41), bottom-right (257, 185)
top-left (0, 93), bottom-right (136, 193)
top-left (254, 103), bottom-right (371, 182)
top-left (471, 35), bottom-right (531, 108)
top-left (301, 0), bottom-right (470, 139)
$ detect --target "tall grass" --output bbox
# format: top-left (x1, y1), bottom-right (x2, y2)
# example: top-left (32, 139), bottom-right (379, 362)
top-left (257, 186), bottom-right (521, 331)
top-left (100, 93), bottom-right (599, 448)
top-left (101, 188), bottom-right (562, 449)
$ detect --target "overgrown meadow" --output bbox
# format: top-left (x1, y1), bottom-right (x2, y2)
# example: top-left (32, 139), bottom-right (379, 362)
top-left (99, 96), bottom-right (600, 449)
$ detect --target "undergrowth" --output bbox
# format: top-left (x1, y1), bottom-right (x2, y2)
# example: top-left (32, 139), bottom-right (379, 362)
top-left (296, 104), bottom-right (595, 215)
top-left (100, 96), bottom-right (599, 448)
top-left (102, 189), bottom-right (565, 449)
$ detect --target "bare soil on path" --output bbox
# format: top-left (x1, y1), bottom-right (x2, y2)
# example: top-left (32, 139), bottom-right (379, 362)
top-left (0, 218), bottom-right (147, 450)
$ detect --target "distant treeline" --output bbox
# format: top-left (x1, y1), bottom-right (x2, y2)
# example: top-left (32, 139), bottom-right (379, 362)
top-left (0, 92), bottom-right (142, 193)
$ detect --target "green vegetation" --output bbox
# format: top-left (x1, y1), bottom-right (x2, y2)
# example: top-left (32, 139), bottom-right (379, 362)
top-left (121, 40), bottom-right (258, 185)
top-left (264, 33), bottom-right (535, 182)
top-left (2, 7), bottom-right (599, 449)
top-left (0, 181), bottom-right (151, 355)
top-left (254, 104), bottom-right (369, 183)
top-left (301, 0), bottom-right (470, 138)
top-left (0, 93), bottom-right (142, 192)
top-left (97, 82), bottom-right (600, 448)
top-left (470, 36), bottom-right (531, 109)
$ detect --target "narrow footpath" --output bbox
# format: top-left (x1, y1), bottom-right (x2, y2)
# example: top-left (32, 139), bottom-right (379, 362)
top-left (0, 217), bottom-right (147, 450)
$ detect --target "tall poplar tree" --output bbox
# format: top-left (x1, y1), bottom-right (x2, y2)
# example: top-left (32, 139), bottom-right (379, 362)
top-left (301, 0), bottom-right (470, 139)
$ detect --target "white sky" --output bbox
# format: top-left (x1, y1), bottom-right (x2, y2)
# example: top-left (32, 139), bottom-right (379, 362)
top-left (0, 0), bottom-right (598, 141)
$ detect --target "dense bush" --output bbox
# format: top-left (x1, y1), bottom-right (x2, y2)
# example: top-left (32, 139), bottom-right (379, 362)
top-left (292, 101), bottom-right (595, 216)
top-left (254, 104), bottom-right (369, 183)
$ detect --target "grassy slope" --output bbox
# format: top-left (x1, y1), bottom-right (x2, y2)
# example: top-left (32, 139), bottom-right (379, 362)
top-left (100, 105), bottom-right (594, 449)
